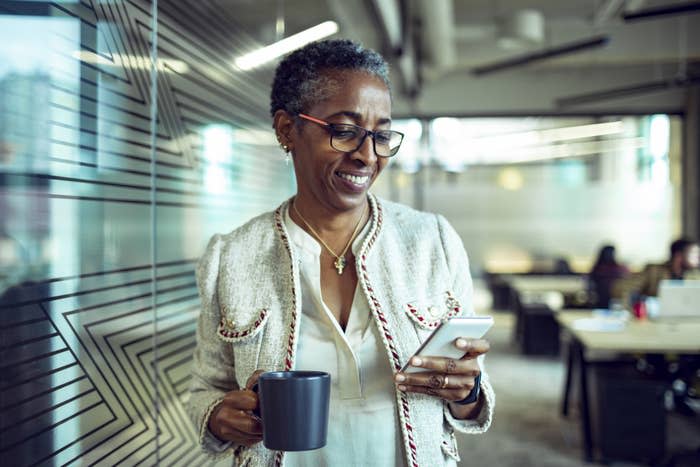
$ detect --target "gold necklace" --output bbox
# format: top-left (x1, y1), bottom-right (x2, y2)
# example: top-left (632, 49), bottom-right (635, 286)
top-left (292, 199), bottom-right (368, 275)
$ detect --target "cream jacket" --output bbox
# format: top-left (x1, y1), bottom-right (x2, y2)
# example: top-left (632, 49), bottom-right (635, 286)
top-left (187, 195), bottom-right (495, 466)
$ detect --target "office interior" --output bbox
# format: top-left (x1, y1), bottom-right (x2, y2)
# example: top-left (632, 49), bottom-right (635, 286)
top-left (1, 0), bottom-right (699, 466)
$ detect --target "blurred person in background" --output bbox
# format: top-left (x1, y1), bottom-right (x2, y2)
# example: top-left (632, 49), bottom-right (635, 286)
top-left (614, 237), bottom-right (700, 306)
top-left (588, 244), bottom-right (629, 309)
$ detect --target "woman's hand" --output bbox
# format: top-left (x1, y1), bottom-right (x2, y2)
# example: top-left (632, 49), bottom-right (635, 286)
top-left (394, 338), bottom-right (490, 418)
top-left (208, 370), bottom-right (264, 446)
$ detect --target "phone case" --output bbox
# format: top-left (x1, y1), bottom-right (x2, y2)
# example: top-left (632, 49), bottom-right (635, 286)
top-left (401, 316), bottom-right (494, 373)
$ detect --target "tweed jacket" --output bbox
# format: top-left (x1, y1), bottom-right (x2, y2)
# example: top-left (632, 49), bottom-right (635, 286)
top-left (187, 194), bottom-right (495, 466)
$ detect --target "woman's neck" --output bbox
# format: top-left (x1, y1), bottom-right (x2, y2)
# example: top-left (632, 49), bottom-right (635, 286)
top-left (290, 195), bottom-right (370, 252)
top-left (292, 196), bottom-right (367, 232)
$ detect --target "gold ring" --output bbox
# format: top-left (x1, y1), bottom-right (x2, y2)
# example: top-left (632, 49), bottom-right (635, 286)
top-left (442, 375), bottom-right (449, 389)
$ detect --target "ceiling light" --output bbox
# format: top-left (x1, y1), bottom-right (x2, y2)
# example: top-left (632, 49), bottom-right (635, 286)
top-left (469, 120), bottom-right (624, 149)
top-left (467, 136), bottom-right (646, 165)
top-left (234, 21), bottom-right (339, 71)
top-left (72, 50), bottom-right (189, 73)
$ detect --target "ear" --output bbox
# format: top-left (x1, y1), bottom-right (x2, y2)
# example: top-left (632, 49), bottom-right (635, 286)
top-left (273, 110), bottom-right (296, 151)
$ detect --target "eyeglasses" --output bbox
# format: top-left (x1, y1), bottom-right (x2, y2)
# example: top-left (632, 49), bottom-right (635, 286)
top-left (297, 113), bottom-right (404, 158)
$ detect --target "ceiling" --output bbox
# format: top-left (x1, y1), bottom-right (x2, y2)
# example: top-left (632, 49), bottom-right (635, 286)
top-left (218, 0), bottom-right (700, 115)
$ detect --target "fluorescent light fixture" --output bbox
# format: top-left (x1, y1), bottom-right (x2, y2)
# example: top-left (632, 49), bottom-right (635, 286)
top-left (649, 114), bottom-right (670, 158)
top-left (538, 121), bottom-right (624, 143)
top-left (205, 166), bottom-right (228, 194)
top-left (433, 119), bottom-right (624, 146)
top-left (203, 124), bottom-right (233, 194)
top-left (72, 50), bottom-right (189, 73)
top-left (203, 124), bottom-right (233, 163)
top-left (234, 21), bottom-right (339, 71)
top-left (431, 119), bottom-right (630, 167)
top-left (467, 136), bottom-right (646, 165)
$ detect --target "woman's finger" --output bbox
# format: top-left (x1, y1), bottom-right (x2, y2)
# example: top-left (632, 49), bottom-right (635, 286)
top-left (406, 354), bottom-right (481, 374)
top-left (454, 338), bottom-right (491, 357)
top-left (246, 369), bottom-right (266, 390)
top-left (229, 410), bottom-right (263, 435)
top-left (396, 384), bottom-right (472, 402)
top-left (222, 389), bottom-right (259, 411)
top-left (216, 406), bottom-right (263, 435)
top-left (395, 372), bottom-right (478, 391)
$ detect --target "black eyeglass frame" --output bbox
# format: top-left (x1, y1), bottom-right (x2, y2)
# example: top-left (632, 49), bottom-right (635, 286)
top-left (297, 113), bottom-right (404, 158)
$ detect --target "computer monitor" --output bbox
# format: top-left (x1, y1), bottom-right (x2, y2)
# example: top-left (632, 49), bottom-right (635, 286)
top-left (656, 280), bottom-right (700, 319)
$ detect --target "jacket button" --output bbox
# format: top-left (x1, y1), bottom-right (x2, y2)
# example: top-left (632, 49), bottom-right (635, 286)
top-left (428, 306), bottom-right (440, 317)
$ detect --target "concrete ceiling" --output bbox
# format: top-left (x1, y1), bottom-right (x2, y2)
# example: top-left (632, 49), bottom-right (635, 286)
top-left (220, 0), bottom-right (700, 115)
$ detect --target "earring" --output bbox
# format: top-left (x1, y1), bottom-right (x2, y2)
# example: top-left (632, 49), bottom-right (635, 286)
top-left (279, 142), bottom-right (291, 165)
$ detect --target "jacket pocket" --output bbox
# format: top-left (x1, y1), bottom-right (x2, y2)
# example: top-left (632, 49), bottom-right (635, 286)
top-left (441, 431), bottom-right (461, 462)
top-left (216, 306), bottom-right (269, 343)
top-left (404, 290), bottom-right (462, 330)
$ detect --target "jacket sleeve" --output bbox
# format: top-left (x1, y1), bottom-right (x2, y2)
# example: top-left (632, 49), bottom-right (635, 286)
top-left (186, 234), bottom-right (239, 458)
top-left (436, 215), bottom-right (495, 434)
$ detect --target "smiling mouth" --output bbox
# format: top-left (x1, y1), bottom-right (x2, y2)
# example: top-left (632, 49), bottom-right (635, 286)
top-left (337, 171), bottom-right (369, 185)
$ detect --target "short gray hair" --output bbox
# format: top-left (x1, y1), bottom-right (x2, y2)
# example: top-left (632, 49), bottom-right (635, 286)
top-left (270, 39), bottom-right (391, 117)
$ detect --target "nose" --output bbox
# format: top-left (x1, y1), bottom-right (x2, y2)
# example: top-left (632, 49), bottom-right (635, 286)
top-left (350, 131), bottom-right (377, 166)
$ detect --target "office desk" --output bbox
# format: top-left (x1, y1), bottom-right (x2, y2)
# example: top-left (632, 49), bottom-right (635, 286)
top-left (507, 277), bottom-right (588, 355)
top-left (509, 276), bottom-right (587, 295)
top-left (557, 311), bottom-right (700, 462)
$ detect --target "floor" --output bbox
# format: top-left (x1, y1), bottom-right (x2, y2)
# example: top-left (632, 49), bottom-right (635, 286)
top-left (456, 313), bottom-right (700, 467)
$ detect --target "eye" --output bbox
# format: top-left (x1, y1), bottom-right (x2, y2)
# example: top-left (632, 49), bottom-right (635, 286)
top-left (330, 124), bottom-right (359, 140)
top-left (374, 131), bottom-right (393, 145)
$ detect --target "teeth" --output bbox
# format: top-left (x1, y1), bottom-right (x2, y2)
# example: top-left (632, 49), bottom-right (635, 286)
top-left (338, 172), bottom-right (369, 185)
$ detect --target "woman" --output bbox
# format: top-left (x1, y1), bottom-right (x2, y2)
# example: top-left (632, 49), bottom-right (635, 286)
top-left (589, 244), bottom-right (629, 308)
top-left (187, 39), bottom-right (494, 466)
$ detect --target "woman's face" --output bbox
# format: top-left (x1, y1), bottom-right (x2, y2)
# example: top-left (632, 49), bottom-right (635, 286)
top-left (286, 70), bottom-right (392, 214)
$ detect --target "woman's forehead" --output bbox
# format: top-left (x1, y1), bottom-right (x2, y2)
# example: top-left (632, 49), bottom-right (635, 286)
top-left (307, 70), bottom-right (391, 115)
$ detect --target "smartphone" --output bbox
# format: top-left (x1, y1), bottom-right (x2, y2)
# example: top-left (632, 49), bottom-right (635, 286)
top-left (401, 316), bottom-right (494, 373)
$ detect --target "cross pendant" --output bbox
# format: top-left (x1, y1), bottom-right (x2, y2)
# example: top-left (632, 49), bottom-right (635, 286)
top-left (334, 257), bottom-right (346, 275)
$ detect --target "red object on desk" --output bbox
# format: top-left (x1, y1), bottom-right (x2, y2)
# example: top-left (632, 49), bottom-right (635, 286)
top-left (632, 300), bottom-right (647, 320)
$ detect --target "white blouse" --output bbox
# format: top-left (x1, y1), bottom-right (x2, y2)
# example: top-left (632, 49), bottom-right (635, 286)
top-left (283, 206), bottom-right (406, 467)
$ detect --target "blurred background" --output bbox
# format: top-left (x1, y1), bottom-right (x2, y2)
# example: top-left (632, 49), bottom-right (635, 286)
top-left (1, 0), bottom-right (699, 466)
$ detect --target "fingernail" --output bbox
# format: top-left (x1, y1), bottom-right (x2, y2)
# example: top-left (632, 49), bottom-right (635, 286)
top-left (398, 385), bottom-right (407, 391)
top-left (456, 338), bottom-right (468, 348)
top-left (395, 373), bottom-right (406, 383)
top-left (412, 357), bottom-right (422, 366)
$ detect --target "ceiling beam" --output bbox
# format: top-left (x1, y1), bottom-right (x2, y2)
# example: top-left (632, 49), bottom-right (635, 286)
top-left (557, 75), bottom-right (700, 107)
top-left (623, 1), bottom-right (700, 21)
top-left (471, 35), bottom-right (610, 77)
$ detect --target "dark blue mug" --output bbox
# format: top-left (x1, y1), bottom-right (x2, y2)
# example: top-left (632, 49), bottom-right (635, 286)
top-left (254, 371), bottom-right (331, 451)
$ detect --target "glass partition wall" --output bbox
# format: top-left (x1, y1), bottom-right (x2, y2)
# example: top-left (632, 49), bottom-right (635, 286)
top-left (1, 1), bottom-right (293, 465)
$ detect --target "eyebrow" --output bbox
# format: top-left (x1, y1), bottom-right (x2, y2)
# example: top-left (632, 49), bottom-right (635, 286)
top-left (326, 111), bottom-right (392, 126)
